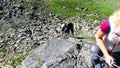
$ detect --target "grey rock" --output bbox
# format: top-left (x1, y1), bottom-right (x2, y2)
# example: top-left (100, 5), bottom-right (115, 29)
top-left (31, 6), bottom-right (38, 10)
top-left (0, 7), bottom-right (3, 10)
top-left (0, 0), bottom-right (100, 67)
top-left (18, 37), bottom-right (95, 68)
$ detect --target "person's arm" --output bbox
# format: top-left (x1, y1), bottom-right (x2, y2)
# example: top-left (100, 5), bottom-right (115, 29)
top-left (95, 29), bottom-right (113, 68)
top-left (95, 29), bottom-right (109, 57)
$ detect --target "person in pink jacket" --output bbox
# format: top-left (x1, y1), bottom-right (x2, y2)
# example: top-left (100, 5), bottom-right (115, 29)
top-left (91, 10), bottom-right (120, 68)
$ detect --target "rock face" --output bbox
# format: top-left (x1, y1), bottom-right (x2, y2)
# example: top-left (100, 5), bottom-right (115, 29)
top-left (17, 36), bottom-right (95, 68)
top-left (0, 0), bottom-right (99, 68)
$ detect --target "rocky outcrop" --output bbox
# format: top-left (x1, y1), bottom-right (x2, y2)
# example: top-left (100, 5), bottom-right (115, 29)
top-left (16, 36), bottom-right (96, 68)
top-left (0, 0), bottom-right (99, 68)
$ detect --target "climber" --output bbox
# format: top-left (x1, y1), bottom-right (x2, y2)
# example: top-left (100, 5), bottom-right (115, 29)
top-left (61, 22), bottom-right (74, 36)
top-left (91, 9), bottom-right (120, 68)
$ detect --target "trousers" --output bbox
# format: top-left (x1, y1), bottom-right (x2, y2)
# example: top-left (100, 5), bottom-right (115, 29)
top-left (91, 46), bottom-right (120, 68)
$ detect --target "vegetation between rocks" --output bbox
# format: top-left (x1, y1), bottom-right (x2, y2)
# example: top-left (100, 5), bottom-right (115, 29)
top-left (1, 0), bottom-right (120, 67)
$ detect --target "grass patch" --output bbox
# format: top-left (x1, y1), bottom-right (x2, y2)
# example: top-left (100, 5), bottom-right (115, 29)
top-left (0, 48), bottom-right (6, 53)
top-left (45, 0), bottom-right (80, 18)
top-left (45, 0), bottom-right (120, 20)
top-left (10, 23), bottom-right (20, 29)
top-left (10, 58), bottom-right (22, 68)
top-left (22, 0), bottom-right (45, 10)
top-left (82, 35), bottom-right (95, 40)
top-left (0, 42), bottom-right (9, 53)
top-left (9, 51), bottom-right (30, 67)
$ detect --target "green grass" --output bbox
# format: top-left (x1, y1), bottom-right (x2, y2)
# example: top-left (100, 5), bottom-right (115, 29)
top-left (45, 0), bottom-right (120, 20)
top-left (10, 58), bottom-right (22, 68)
top-left (45, 0), bottom-right (81, 18)
top-left (82, 35), bottom-right (95, 40)
top-left (22, 0), bottom-right (45, 10)
top-left (0, 48), bottom-right (6, 53)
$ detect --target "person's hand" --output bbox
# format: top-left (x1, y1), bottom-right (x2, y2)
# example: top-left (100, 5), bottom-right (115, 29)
top-left (105, 55), bottom-right (114, 68)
